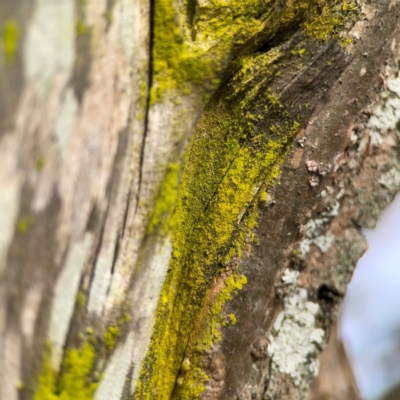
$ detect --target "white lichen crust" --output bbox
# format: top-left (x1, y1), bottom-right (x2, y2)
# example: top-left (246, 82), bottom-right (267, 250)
top-left (266, 270), bottom-right (324, 398)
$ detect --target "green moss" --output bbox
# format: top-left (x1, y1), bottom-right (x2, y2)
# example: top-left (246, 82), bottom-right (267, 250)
top-left (3, 19), bottom-right (19, 65)
top-left (34, 342), bottom-right (98, 400)
top-left (103, 325), bottom-right (120, 352)
top-left (17, 215), bottom-right (35, 235)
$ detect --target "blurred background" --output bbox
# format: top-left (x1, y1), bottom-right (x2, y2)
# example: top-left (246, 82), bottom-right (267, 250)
top-left (309, 193), bottom-right (400, 400)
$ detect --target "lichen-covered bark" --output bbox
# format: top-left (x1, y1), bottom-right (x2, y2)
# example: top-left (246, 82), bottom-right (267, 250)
top-left (0, 1), bottom-right (400, 400)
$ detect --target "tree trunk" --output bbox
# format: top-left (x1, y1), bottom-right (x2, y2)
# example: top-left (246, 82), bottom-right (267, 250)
top-left (1, 0), bottom-right (399, 399)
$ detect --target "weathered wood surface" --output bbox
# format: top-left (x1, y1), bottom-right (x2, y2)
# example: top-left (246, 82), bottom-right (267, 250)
top-left (1, 0), bottom-right (400, 399)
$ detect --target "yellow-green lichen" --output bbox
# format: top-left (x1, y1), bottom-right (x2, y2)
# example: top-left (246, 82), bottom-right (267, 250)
top-left (103, 11), bottom-right (113, 25)
top-left (151, 0), bottom-right (360, 104)
top-left (228, 313), bottom-right (237, 325)
top-left (34, 342), bottom-right (98, 400)
top-left (136, 41), bottom-right (301, 397)
top-left (135, 1), bottom-right (361, 397)
top-left (36, 155), bottom-right (46, 172)
top-left (17, 215), bottom-right (35, 235)
top-left (174, 274), bottom-right (246, 397)
top-left (147, 163), bottom-right (180, 235)
top-left (3, 19), bottom-right (19, 65)
top-left (148, 0), bottom-right (362, 111)
top-left (103, 325), bottom-right (120, 352)
top-left (76, 291), bottom-right (86, 309)
top-left (137, 79), bottom-right (148, 121)
top-left (150, 0), bottom-right (216, 103)
top-left (103, 310), bottom-right (132, 352)
top-left (303, 0), bottom-right (359, 42)
top-left (76, 0), bottom-right (87, 37)
top-left (76, 20), bottom-right (86, 36)
top-left (150, 0), bottom-right (318, 104)
top-left (16, 380), bottom-right (25, 390)
top-left (298, 48), bottom-right (306, 57)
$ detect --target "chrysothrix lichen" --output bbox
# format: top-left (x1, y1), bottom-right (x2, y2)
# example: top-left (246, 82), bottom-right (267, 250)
top-left (136, 35), bottom-right (303, 396)
top-left (34, 295), bottom-right (132, 399)
top-left (103, 311), bottom-right (132, 352)
top-left (303, 0), bottom-right (359, 42)
top-left (3, 19), bottom-right (19, 65)
top-left (150, 0), bottom-right (216, 103)
top-left (151, 0), bottom-right (357, 104)
top-left (76, 0), bottom-right (87, 36)
top-left (136, 0), bottom-right (362, 390)
top-left (147, 163), bottom-right (180, 235)
top-left (174, 273), bottom-right (248, 398)
top-left (103, 326), bottom-right (120, 352)
top-left (34, 342), bottom-right (98, 400)
top-left (17, 215), bottom-right (35, 235)
top-left (30, 1), bottom-right (361, 397)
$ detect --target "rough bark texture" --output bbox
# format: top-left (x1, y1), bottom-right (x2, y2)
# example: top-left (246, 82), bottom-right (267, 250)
top-left (1, 0), bottom-right (400, 400)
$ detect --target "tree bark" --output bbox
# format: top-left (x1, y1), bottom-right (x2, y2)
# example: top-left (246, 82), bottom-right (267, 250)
top-left (1, 0), bottom-right (400, 399)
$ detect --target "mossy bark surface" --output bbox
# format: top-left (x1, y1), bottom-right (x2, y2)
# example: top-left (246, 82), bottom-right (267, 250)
top-left (0, 1), bottom-right (400, 400)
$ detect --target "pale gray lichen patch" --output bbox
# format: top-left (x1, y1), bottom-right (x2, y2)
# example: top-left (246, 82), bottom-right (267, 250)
top-left (299, 202), bottom-right (340, 255)
top-left (129, 238), bottom-right (173, 394)
top-left (24, 0), bottom-right (75, 96)
top-left (368, 75), bottom-right (400, 146)
top-left (20, 285), bottom-right (42, 344)
top-left (378, 168), bottom-right (400, 192)
top-left (119, 0), bottom-right (141, 62)
top-left (268, 270), bottom-right (324, 388)
top-left (53, 89), bottom-right (78, 159)
top-left (331, 229), bottom-right (368, 295)
top-left (1, 330), bottom-right (21, 400)
top-left (95, 332), bottom-right (134, 400)
top-left (0, 134), bottom-right (22, 275)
